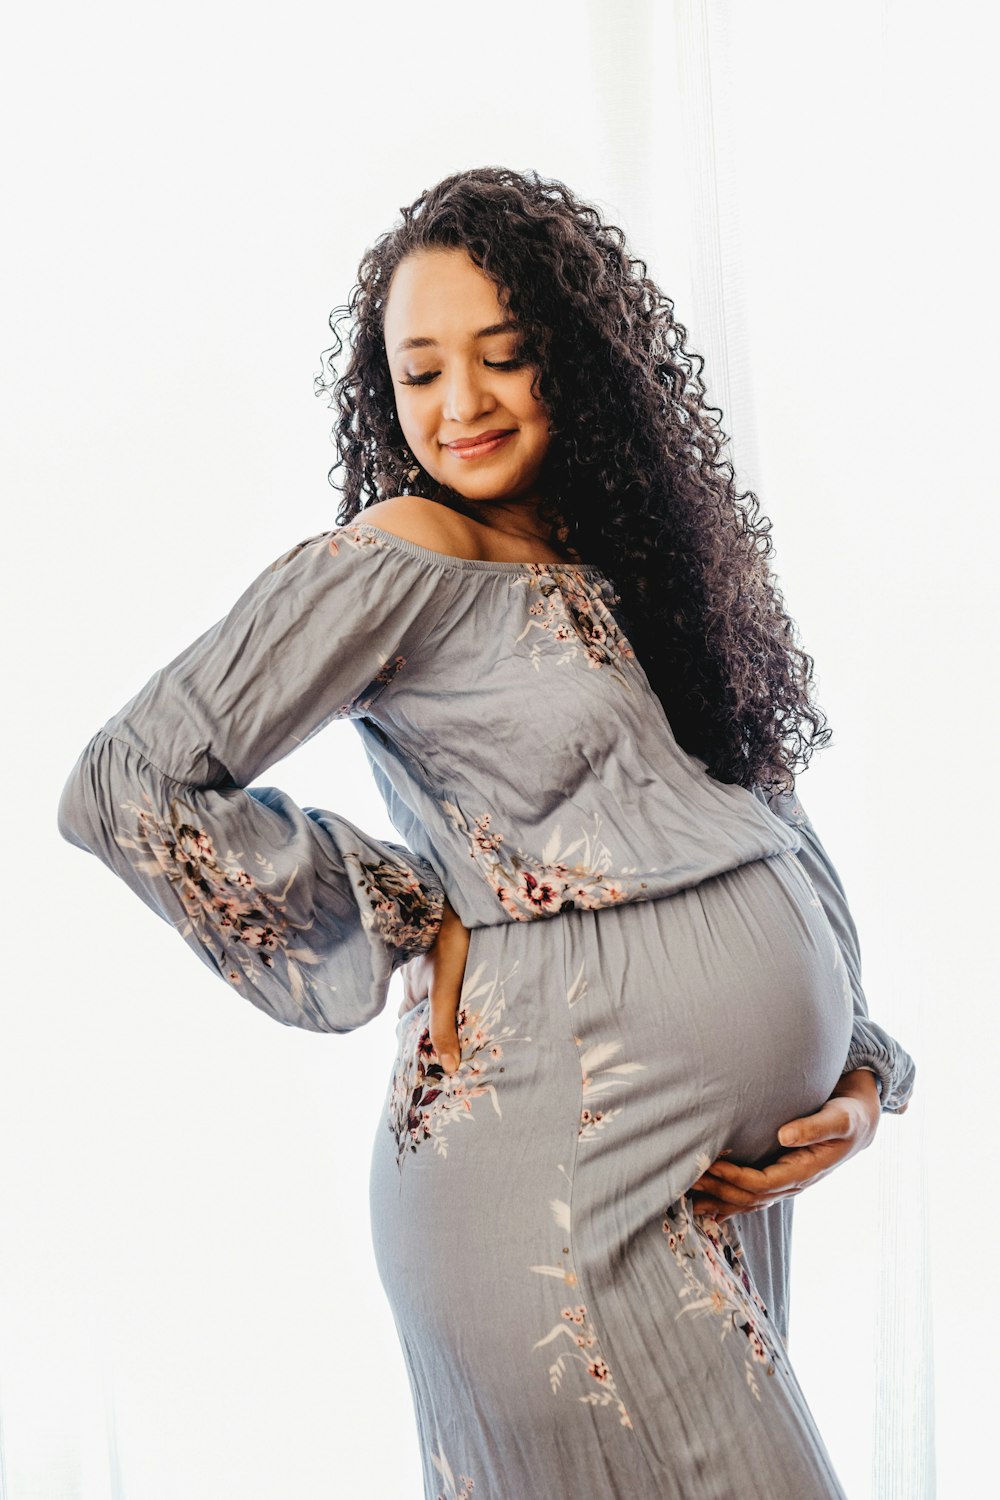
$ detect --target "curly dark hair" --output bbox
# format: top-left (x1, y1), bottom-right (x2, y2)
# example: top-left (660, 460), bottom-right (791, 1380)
top-left (313, 165), bottom-right (831, 793)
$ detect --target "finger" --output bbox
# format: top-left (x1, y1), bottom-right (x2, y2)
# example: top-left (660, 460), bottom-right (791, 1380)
top-left (689, 1176), bottom-right (772, 1210)
top-left (777, 1100), bottom-right (853, 1148)
top-left (693, 1158), bottom-right (773, 1190)
top-left (696, 1142), bottom-right (850, 1197)
top-left (691, 1195), bottom-right (755, 1221)
top-left (693, 1192), bottom-right (782, 1220)
top-left (429, 970), bottom-right (465, 1076)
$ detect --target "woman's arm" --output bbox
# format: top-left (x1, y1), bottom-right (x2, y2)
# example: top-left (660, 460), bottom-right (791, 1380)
top-left (58, 528), bottom-right (448, 1033)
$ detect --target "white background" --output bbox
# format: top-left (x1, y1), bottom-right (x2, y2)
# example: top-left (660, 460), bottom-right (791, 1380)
top-left (1, 2), bottom-right (995, 1496)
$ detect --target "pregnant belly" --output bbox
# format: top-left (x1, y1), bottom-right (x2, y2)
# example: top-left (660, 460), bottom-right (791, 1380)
top-left (374, 848), bottom-right (855, 1255)
top-left (573, 848), bottom-right (858, 1179)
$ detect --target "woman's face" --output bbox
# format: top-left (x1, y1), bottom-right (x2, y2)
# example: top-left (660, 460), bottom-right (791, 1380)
top-left (383, 247), bottom-right (552, 505)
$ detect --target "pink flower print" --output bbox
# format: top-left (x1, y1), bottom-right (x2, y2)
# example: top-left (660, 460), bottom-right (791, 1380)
top-left (443, 799), bottom-right (647, 923)
top-left (660, 1194), bottom-right (782, 1401)
top-left (741, 1323), bottom-right (770, 1364)
top-left (516, 870), bottom-right (566, 914)
top-left (577, 1040), bottom-right (645, 1141)
top-left (120, 793), bottom-right (437, 1008)
top-left (387, 959), bottom-right (532, 1164)
top-left (242, 925), bottom-right (278, 951)
top-left (176, 824), bottom-right (215, 862)
top-left (533, 1223), bottom-right (632, 1428)
top-left (471, 814), bottom-right (504, 855)
top-left (374, 654), bottom-right (406, 688)
top-left (514, 568), bottom-right (636, 676)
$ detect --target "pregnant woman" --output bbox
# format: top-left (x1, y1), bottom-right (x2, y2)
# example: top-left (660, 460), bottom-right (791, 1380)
top-left (58, 166), bottom-right (916, 1498)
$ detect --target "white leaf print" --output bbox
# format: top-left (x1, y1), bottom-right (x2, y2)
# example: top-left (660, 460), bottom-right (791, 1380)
top-left (550, 1198), bottom-right (572, 1232)
top-left (581, 1080), bottom-right (627, 1101)
top-left (459, 960), bottom-right (493, 1006)
top-left (579, 1041), bottom-right (625, 1073)
top-left (430, 1449), bottom-right (455, 1487)
top-left (284, 947), bottom-right (324, 965)
top-left (533, 1323), bottom-right (580, 1350)
top-left (566, 961), bottom-right (588, 1009)
top-left (541, 825), bottom-right (565, 864)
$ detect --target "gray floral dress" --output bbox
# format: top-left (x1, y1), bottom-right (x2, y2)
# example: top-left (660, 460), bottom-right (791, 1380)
top-left (58, 520), bottom-right (916, 1499)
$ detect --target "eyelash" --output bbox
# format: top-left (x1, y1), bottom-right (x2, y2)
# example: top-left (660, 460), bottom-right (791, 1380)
top-left (401, 358), bottom-right (525, 387)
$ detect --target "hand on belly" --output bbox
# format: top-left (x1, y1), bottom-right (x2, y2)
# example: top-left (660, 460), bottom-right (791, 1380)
top-left (689, 1067), bottom-right (882, 1219)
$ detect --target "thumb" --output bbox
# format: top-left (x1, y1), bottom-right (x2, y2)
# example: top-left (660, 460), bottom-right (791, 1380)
top-left (777, 1100), bottom-right (841, 1148)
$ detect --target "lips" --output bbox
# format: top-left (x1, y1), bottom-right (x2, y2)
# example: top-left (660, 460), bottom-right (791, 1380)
top-left (446, 429), bottom-right (515, 449)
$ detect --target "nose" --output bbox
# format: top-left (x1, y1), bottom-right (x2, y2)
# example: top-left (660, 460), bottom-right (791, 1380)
top-left (441, 361), bottom-right (497, 425)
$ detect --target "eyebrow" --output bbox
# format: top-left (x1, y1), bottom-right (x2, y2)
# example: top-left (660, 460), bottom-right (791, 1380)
top-left (393, 319), bottom-right (520, 355)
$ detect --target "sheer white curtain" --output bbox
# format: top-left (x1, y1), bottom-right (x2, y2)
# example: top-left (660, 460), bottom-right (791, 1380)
top-left (2, 2), bottom-right (991, 1496)
top-left (658, 4), bottom-right (992, 1494)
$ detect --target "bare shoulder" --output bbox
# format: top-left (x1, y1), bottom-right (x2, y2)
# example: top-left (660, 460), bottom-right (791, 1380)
top-left (356, 495), bottom-right (478, 560)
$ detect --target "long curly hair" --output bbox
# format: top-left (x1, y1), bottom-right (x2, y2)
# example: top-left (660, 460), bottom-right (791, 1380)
top-left (314, 165), bottom-right (831, 793)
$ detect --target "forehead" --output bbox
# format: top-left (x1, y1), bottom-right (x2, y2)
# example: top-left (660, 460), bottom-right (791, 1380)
top-left (383, 249), bottom-right (510, 349)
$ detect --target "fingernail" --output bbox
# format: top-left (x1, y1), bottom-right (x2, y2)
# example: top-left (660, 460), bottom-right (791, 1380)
top-left (442, 1053), bottom-right (459, 1073)
top-left (781, 1131), bottom-right (799, 1145)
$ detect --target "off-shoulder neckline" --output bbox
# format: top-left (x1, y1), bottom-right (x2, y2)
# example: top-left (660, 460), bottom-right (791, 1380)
top-left (346, 520), bottom-right (609, 579)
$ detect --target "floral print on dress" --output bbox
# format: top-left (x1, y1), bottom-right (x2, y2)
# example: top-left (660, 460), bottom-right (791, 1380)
top-left (120, 794), bottom-right (323, 1001)
top-left (387, 958), bottom-right (532, 1166)
top-left (441, 802), bottom-right (649, 922)
top-left (513, 568), bottom-right (635, 681)
top-left (663, 1180), bottom-right (784, 1402)
top-left (430, 1445), bottom-right (475, 1498)
top-left (575, 1037), bottom-right (647, 1141)
top-left (529, 1168), bottom-right (633, 1429)
top-left (118, 794), bottom-right (439, 1010)
top-left (343, 849), bottom-right (443, 957)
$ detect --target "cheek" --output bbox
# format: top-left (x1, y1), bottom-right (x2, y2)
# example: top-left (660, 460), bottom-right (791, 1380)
top-left (512, 386), bottom-right (552, 446)
top-left (394, 396), bottom-right (433, 451)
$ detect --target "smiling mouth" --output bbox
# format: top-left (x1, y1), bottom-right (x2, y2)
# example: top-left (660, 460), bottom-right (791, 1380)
top-left (446, 431), bottom-right (516, 460)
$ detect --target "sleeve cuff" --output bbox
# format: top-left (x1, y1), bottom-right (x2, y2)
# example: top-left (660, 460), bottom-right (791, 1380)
top-left (374, 844), bottom-right (446, 968)
top-left (841, 1022), bottom-right (917, 1115)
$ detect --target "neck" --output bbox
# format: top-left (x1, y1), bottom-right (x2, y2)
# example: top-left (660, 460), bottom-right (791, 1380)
top-left (433, 488), bottom-right (557, 543)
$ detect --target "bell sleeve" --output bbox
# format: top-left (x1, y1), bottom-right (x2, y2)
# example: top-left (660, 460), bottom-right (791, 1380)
top-left (57, 527), bottom-right (447, 1034)
top-left (753, 783), bottom-right (916, 1114)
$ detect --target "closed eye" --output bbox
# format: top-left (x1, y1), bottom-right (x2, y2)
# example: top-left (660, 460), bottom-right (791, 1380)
top-left (401, 358), bottom-right (526, 387)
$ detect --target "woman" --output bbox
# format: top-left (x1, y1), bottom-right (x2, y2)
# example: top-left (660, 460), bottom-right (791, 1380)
top-left (58, 166), bottom-right (915, 1498)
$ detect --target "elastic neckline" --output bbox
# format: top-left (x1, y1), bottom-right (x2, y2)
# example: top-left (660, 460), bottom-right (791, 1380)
top-left (349, 520), bottom-right (609, 579)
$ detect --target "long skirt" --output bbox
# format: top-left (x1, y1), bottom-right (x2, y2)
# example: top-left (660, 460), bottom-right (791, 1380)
top-left (369, 847), bottom-right (854, 1499)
